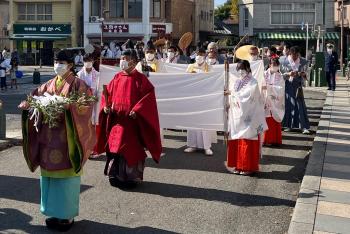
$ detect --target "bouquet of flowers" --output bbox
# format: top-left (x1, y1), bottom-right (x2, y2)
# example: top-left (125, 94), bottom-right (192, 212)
top-left (27, 92), bottom-right (97, 130)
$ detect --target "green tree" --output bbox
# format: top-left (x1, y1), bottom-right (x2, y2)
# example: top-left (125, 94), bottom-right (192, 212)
top-left (231, 0), bottom-right (239, 17)
top-left (214, 0), bottom-right (232, 21)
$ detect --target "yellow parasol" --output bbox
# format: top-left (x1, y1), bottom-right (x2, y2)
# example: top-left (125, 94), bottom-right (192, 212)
top-left (178, 32), bottom-right (193, 51)
top-left (235, 45), bottom-right (255, 61)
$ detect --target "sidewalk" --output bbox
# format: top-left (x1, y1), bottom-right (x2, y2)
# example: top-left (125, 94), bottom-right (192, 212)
top-left (289, 77), bottom-right (350, 234)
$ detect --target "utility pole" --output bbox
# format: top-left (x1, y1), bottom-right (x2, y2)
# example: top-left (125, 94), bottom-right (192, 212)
top-left (340, 0), bottom-right (344, 70)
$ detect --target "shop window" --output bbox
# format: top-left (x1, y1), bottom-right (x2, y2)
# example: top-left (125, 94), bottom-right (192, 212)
top-left (128, 0), bottom-right (142, 18)
top-left (17, 3), bottom-right (52, 21)
top-left (151, 0), bottom-right (161, 18)
top-left (110, 0), bottom-right (124, 18)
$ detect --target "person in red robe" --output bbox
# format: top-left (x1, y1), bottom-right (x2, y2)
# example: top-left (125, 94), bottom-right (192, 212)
top-left (262, 58), bottom-right (285, 146)
top-left (96, 49), bottom-right (162, 188)
top-left (225, 60), bottom-right (267, 176)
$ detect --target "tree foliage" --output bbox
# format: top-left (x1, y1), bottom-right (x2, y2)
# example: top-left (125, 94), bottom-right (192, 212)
top-left (214, 0), bottom-right (239, 21)
top-left (231, 0), bottom-right (239, 16)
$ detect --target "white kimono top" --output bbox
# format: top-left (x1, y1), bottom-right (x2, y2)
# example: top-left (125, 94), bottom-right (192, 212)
top-left (228, 73), bottom-right (268, 140)
top-left (262, 69), bottom-right (285, 122)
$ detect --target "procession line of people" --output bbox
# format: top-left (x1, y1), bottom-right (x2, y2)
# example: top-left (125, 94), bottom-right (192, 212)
top-left (18, 40), bottom-right (312, 231)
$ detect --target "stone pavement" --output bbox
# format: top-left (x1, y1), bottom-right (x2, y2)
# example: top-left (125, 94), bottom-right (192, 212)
top-left (289, 77), bottom-right (350, 234)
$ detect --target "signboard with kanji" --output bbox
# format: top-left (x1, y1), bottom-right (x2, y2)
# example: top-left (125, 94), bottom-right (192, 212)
top-left (13, 24), bottom-right (71, 34)
top-left (103, 24), bottom-right (129, 33)
top-left (152, 25), bottom-right (166, 34)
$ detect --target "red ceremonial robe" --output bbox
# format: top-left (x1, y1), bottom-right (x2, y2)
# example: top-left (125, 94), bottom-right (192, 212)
top-left (264, 117), bottom-right (282, 145)
top-left (96, 69), bottom-right (162, 166)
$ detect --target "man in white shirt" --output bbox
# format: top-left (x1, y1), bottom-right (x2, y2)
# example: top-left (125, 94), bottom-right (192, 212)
top-left (0, 52), bottom-right (11, 91)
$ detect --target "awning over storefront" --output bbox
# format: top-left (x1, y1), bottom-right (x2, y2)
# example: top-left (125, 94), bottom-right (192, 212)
top-left (10, 34), bottom-right (70, 40)
top-left (257, 32), bottom-right (339, 40)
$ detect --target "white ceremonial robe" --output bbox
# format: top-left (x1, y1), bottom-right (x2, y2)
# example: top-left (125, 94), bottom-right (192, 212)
top-left (228, 74), bottom-right (268, 140)
top-left (77, 67), bottom-right (99, 124)
top-left (186, 63), bottom-right (217, 150)
top-left (262, 70), bottom-right (285, 122)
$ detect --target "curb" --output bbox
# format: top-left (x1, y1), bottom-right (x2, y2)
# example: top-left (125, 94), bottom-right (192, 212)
top-left (288, 91), bottom-right (333, 233)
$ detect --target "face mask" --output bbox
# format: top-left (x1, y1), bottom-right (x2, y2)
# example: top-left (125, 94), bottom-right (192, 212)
top-left (238, 69), bottom-right (248, 78)
top-left (146, 53), bottom-right (155, 61)
top-left (120, 60), bottom-right (129, 70)
top-left (195, 56), bottom-right (205, 64)
top-left (266, 52), bottom-right (271, 57)
top-left (84, 62), bottom-right (93, 69)
top-left (167, 52), bottom-right (175, 59)
top-left (54, 63), bottom-right (68, 77)
top-left (104, 47), bottom-right (108, 50)
top-left (207, 58), bottom-right (217, 65)
top-left (250, 55), bottom-right (258, 61)
top-left (271, 66), bottom-right (279, 73)
top-left (327, 48), bottom-right (333, 54)
top-left (283, 50), bottom-right (288, 56)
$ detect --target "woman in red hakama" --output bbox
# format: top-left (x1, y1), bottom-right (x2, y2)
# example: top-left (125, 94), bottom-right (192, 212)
top-left (225, 60), bottom-right (267, 176)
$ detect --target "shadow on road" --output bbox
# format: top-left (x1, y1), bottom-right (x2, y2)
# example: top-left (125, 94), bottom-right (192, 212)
top-left (0, 208), bottom-right (176, 234)
top-left (127, 181), bottom-right (295, 207)
top-left (0, 175), bottom-right (93, 204)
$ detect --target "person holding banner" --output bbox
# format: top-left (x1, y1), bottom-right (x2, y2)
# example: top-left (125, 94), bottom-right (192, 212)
top-left (262, 58), bottom-right (285, 146)
top-left (184, 48), bottom-right (216, 156)
top-left (96, 49), bottom-right (162, 188)
top-left (136, 41), bottom-right (166, 73)
top-left (225, 60), bottom-right (267, 175)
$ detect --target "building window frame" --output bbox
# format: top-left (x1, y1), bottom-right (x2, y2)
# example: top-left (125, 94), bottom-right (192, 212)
top-left (17, 3), bottom-right (52, 21)
top-left (270, 3), bottom-right (316, 26)
top-left (150, 0), bottom-right (161, 18)
top-left (109, 0), bottom-right (124, 18)
top-left (128, 0), bottom-right (142, 19)
top-left (243, 8), bottom-right (249, 29)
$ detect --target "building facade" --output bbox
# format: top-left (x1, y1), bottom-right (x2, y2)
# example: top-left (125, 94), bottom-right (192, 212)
top-left (239, 0), bottom-right (338, 53)
top-left (334, 0), bottom-right (350, 60)
top-left (83, 0), bottom-right (214, 47)
top-left (0, 0), bottom-right (10, 50)
top-left (8, 0), bottom-right (82, 65)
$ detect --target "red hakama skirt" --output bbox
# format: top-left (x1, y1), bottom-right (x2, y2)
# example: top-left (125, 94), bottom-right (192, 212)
top-left (93, 125), bottom-right (101, 154)
top-left (263, 117), bottom-right (282, 145)
top-left (226, 138), bottom-right (260, 172)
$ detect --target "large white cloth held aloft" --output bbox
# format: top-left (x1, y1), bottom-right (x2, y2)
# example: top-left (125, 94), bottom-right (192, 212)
top-left (228, 73), bottom-right (268, 140)
top-left (262, 69), bottom-right (285, 122)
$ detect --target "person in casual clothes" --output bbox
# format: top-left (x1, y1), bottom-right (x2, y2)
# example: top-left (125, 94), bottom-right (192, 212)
top-left (324, 43), bottom-right (338, 91)
top-left (262, 58), bottom-right (285, 145)
top-left (96, 49), bottom-right (162, 188)
top-left (184, 48), bottom-right (217, 156)
top-left (225, 60), bottom-right (267, 175)
top-left (18, 50), bottom-right (95, 231)
top-left (165, 45), bottom-right (189, 64)
top-left (10, 57), bottom-right (18, 89)
top-left (0, 52), bottom-right (11, 91)
top-left (101, 44), bottom-right (113, 58)
top-left (279, 46), bottom-right (310, 134)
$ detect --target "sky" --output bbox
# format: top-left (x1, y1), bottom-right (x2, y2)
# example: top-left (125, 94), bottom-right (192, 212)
top-left (215, 0), bottom-right (227, 7)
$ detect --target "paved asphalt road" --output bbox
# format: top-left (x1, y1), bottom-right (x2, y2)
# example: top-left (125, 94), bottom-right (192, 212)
top-left (0, 89), bottom-right (326, 234)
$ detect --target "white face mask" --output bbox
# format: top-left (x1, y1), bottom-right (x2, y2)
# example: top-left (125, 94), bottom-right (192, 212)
top-left (84, 62), bottom-right (93, 69)
top-left (207, 58), bottom-right (217, 65)
top-left (250, 55), bottom-right (258, 61)
top-left (54, 63), bottom-right (68, 77)
top-left (120, 60), bottom-right (129, 70)
top-left (283, 50), bottom-right (288, 56)
top-left (238, 69), bottom-right (248, 78)
top-left (167, 52), bottom-right (175, 59)
top-left (327, 48), bottom-right (333, 54)
top-left (195, 56), bottom-right (205, 65)
top-left (270, 66), bottom-right (279, 73)
top-left (146, 53), bottom-right (155, 61)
